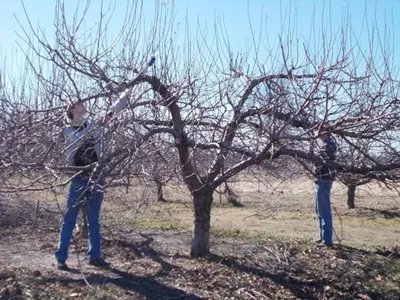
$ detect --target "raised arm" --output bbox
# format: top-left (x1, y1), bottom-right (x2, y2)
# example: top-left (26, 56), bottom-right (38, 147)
top-left (103, 54), bottom-right (156, 124)
top-left (103, 88), bottom-right (131, 124)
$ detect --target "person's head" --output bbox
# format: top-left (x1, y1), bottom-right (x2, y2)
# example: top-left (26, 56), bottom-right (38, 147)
top-left (66, 100), bottom-right (87, 121)
top-left (318, 131), bottom-right (331, 141)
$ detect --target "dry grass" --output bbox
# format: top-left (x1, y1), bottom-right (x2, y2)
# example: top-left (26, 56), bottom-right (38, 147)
top-left (101, 176), bottom-right (400, 250)
top-left (3, 175), bottom-right (399, 250)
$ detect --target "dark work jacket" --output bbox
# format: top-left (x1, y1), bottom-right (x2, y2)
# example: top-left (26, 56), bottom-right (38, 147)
top-left (314, 136), bottom-right (337, 182)
top-left (72, 122), bottom-right (99, 171)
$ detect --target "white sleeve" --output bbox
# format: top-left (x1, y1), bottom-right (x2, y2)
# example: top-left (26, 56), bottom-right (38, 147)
top-left (91, 88), bottom-right (131, 126)
top-left (108, 88), bottom-right (131, 117)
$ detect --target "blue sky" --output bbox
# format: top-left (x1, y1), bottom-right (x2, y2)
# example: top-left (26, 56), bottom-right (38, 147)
top-left (1, 0), bottom-right (399, 75)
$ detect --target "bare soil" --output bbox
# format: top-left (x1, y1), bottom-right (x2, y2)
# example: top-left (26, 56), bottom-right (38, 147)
top-left (1, 225), bottom-right (400, 300)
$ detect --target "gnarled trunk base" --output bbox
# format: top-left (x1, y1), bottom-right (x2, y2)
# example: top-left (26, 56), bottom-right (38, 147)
top-left (191, 188), bottom-right (213, 258)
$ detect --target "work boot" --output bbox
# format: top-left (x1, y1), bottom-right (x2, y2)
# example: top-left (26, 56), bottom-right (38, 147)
top-left (316, 241), bottom-right (333, 248)
top-left (88, 257), bottom-right (110, 268)
top-left (57, 260), bottom-right (70, 271)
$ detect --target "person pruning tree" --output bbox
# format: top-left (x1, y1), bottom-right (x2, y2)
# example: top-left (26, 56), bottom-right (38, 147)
top-left (55, 89), bottom-right (130, 270)
top-left (55, 54), bottom-right (156, 271)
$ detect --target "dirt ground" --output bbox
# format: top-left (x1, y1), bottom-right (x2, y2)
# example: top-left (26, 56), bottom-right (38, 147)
top-left (1, 226), bottom-right (400, 300)
top-left (1, 179), bottom-right (400, 299)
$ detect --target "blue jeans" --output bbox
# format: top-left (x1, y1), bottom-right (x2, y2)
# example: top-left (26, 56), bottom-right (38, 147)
top-left (55, 175), bottom-right (104, 262)
top-left (314, 181), bottom-right (333, 245)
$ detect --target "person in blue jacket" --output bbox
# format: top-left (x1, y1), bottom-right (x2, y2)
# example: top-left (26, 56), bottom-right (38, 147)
top-left (55, 89), bottom-right (130, 270)
top-left (314, 131), bottom-right (337, 247)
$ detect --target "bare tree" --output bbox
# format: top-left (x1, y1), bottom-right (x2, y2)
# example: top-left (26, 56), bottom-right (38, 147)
top-left (2, 0), bottom-right (400, 258)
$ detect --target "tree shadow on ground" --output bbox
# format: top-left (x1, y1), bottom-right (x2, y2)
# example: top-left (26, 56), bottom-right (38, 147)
top-left (36, 234), bottom-right (203, 299)
top-left (107, 233), bottom-right (177, 277)
top-left (39, 269), bottom-right (202, 300)
top-left (333, 245), bottom-right (400, 299)
top-left (206, 253), bottom-right (322, 300)
top-left (207, 247), bottom-right (398, 300)
top-left (333, 244), bottom-right (372, 256)
top-left (108, 235), bottom-right (382, 299)
top-left (360, 207), bottom-right (400, 219)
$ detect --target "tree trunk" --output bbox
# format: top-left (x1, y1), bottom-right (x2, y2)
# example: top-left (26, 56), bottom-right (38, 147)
top-left (347, 183), bottom-right (356, 209)
top-left (155, 179), bottom-right (166, 202)
top-left (191, 188), bottom-right (213, 258)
